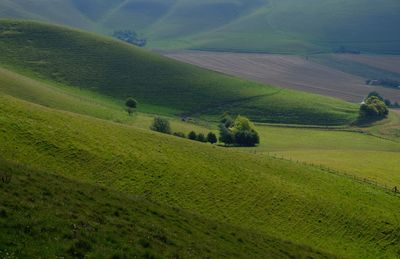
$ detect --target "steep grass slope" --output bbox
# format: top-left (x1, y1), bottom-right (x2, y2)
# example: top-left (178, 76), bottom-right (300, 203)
top-left (0, 66), bottom-right (213, 134)
top-left (2, 64), bottom-right (399, 189)
top-left (0, 0), bottom-right (399, 54)
top-left (0, 20), bottom-right (358, 125)
top-left (1, 159), bottom-right (328, 258)
top-left (1, 94), bottom-right (399, 258)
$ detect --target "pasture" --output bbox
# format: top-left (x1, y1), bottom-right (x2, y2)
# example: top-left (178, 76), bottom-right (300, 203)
top-left (241, 121), bottom-right (400, 187)
top-left (1, 18), bottom-right (400, 258)
top-left (1, 93), bottom-right (400, 258)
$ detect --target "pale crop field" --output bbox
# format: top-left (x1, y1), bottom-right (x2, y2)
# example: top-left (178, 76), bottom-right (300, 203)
top-left (165, 51), bottom-right (400, 103)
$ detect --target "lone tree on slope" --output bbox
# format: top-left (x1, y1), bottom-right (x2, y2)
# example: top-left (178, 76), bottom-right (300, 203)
top-left (125, 97), bottom-right (138, 116)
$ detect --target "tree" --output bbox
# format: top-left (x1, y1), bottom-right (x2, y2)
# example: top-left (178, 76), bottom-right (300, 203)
top-left (359, 96), bottom-right (389, 120)
top-left (150, 117), bottom-right (171, 134)
top-left (197, 133), bottom-right (207, 142)
top-left (125, 97), bottom-right (137, 116)
top-left (220, 113), bottom-right (234, 128)
top-left (218, 115), bottom-right (259, 147)
top-left (188, 131), bottom-right (197, 140)
top-left (367, 91), bottom-right (384, 101)
top-left (207, 132), bottom-right (218, 144)
top-left (232, 116), bottom-right (260, 147)
top-left (219, 124), bottom-right (235, 145)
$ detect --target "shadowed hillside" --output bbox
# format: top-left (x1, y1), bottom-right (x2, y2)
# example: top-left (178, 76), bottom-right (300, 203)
top-left (0, 0), bottom-right (399, 54)
top-left (0, 20), bottom-right (358, 125)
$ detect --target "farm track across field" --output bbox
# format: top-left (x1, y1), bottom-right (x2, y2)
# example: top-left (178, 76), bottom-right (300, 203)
top-left (165, 51), bottom-right (400, 103)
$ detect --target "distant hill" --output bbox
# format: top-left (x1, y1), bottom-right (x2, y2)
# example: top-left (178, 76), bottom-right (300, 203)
top-left (0, 0), bottom-right (399, 54)
top-left (0, 20), bottom-right (358, 125)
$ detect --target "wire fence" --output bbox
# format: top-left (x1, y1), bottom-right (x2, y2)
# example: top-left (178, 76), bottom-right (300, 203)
top-left (268, 153), bottom-right (399, 197)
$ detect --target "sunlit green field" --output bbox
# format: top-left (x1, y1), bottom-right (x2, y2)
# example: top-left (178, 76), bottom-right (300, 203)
top-left (1, 93), bottom-right (400, 258)
top-left (237, 121), bottom-right (400, 187)
top-left (2, 61), bottom-right (399, 189)
top-left (1, 19), bottom-right (400, 258)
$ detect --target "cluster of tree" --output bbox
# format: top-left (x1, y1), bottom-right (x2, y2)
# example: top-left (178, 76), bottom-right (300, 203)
top-left (366, 79), bottom-right (400, 89)
top-left (150, 117), bottom-right (218, 144)
top-left (188, 131), bottom-right (217, 144)
top-left (359, 92), bottom-right (389, 120)
top-left (112, 30), bottom-right (147, 47)
top-left (366, 91), bottom-right (400, 108)
top-left (219, 115), bottom-right (260, 147)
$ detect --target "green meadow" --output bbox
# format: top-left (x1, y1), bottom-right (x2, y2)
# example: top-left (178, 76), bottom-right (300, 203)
top-left (1, 94), bottom-right (400, 258)
top-left (0, 20), bottom-right (400, 258)
top-left (240, 123), bottom-right (400, 187)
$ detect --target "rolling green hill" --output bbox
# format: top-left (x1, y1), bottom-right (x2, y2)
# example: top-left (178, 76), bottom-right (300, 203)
top-left (1, 15), bottom-right (399, 258)
top-left (1, 159), bottom-right (328, 258)
top-left (0, 20), bottom-right (358, 125)
top-left (0, 0), bottom-right (399, 54)
top-left (1, 92), bottom-right (400, 258)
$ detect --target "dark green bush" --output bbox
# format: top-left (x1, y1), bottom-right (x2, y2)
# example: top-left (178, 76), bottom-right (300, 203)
top-left (219, 124), bottom-right (235, 145)
top-left (207, 132), bottom-right (218, 144)
top-left (197, 133), bottom-right (207, 143)
top-left (359, 96), bottom-right (389, 119)
top-left (150, 117), bottom-right (171, 134)
top-left (188, 131), bottom-right (197, 140)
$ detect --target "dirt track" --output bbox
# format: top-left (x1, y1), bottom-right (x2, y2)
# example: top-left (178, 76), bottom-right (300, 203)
top-left (165, 51), bottom-right (400, 103)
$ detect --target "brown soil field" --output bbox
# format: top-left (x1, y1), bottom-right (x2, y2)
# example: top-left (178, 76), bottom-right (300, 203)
top-left (334, 54), bottom-right (400, 75)
top-left (164, 51), bottom-right (400, 103)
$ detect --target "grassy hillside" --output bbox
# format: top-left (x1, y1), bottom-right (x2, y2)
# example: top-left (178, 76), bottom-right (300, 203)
top-left (2, 63), bottom-right (399, 190)
top-left (0, 66), bottom-right (214, 135)
top-left (0, 20), bottom-right (358, 125)
top-left (193, 0), bottom-right (400, 54)
top-left (1, 159), bottom-right (330, 258)
top-left (1, 93), bottom-right (400, 258)
top-left (240, 122), bottom-right (400, 187)
top-left (0, 0), bottom-right (399, 54)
